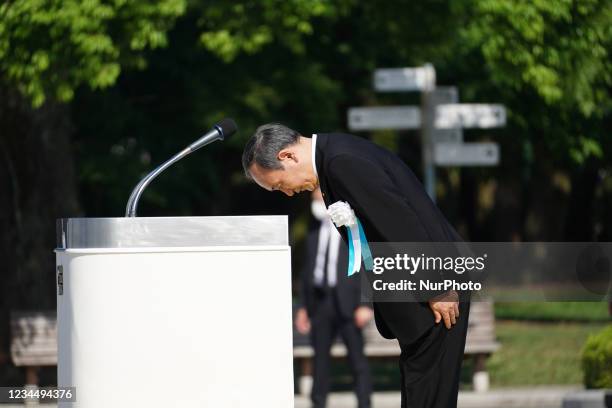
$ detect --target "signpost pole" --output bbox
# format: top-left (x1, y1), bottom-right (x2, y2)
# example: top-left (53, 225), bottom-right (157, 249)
top-left (420, 64), bottom-right (436, 201)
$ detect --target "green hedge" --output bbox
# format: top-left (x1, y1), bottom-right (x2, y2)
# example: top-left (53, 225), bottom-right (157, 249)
top-left (582, 325), bottom-right (612, 388)
top-left (495, 302), bottom-right (610, 322)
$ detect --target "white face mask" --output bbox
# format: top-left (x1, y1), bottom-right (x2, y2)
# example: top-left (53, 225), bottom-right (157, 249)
top-left (311, 200), bottom-right (328, 221)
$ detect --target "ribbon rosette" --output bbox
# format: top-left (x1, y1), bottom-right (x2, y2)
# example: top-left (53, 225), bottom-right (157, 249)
top-left (327, 201), bottom-right (373, 276)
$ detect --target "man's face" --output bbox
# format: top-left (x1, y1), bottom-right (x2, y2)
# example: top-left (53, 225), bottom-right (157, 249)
top-left (249, 154), bottom-right (318, 197)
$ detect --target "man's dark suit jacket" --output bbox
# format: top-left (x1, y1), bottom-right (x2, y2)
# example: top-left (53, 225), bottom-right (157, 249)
top-left (300, 221), bottom-right (361, 320)
top-left (314, 132), bottom-right (464, 345)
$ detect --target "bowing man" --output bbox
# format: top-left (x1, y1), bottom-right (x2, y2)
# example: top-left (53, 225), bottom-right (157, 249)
top-left (242, 123), bottom-right (471, 408)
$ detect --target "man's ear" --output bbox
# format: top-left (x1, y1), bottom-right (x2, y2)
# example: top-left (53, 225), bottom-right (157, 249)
top-left (278, 149), bottom-right (298, 163)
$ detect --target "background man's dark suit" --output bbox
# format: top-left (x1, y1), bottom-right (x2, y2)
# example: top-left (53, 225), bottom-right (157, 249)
top-left (299, 217), bottom-right (372, 408)
top-left (313, 132), bottom-right (471, 408)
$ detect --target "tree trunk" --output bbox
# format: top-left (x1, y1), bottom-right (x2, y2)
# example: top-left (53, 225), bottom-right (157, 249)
top-left (0, 84), bottom-right (80, 384)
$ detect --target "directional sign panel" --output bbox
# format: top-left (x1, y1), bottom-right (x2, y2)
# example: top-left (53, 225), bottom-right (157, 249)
top-left (434, 142), bottom-right (500, 166)
top-left (348, 106), bottom-right (421, 131)
top-left (435, 104), bottom-right (506, 129)
top-left (374, 65), bottom-right (435, 92)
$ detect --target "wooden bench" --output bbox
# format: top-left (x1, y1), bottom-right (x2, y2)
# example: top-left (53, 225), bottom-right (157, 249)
top-left (10, 311), bottom-right (58, 385)
top-left (293, 300), bottom-right (500, 394)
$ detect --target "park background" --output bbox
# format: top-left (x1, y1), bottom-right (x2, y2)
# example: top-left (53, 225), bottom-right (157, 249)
top-left (0, 0), bottom-right (610, 398)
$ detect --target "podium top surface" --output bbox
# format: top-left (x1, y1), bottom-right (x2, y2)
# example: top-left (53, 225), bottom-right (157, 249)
top-left (56, 216), bottom-right (288, 249)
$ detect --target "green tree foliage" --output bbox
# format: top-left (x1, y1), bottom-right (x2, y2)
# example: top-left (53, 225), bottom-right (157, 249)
top-left (196, 0), bottom-right (353, 63)
top-left (0, 0), bottom-right (186, 106)
top-left (458, 0), bottom-right (611, 164)
top-left (461, 0), bottom-right (611, 117)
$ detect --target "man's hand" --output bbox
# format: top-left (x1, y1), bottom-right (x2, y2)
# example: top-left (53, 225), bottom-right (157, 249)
top-left (295, 307), bottom-right (311, 334)
top-left (428, 290), bottom-right (460, 329)
top-left (353, 306), bottom-right (374, 329)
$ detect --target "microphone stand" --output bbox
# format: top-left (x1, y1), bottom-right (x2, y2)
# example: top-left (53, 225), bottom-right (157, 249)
top-left (125, 118), bottom-right (237, 217)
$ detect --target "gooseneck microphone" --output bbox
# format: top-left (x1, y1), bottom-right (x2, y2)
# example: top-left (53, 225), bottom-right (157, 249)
top-left (125, 118), bottom-right (238, 217)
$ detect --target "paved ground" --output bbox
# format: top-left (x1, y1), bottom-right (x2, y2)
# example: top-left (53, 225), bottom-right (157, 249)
top-left (294, 385), bottom-right (582, 408)
top-left (0, 385), bottom-right (583, 407)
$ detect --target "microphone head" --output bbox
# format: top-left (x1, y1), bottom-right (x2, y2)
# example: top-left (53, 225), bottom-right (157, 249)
top-left (215, 118), bottom-right (238, 139)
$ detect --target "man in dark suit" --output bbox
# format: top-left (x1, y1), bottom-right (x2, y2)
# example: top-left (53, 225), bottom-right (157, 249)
top-left (242, 124), bottom-right (471, 408)
top-left (296, 188), bottom-right (373, 408)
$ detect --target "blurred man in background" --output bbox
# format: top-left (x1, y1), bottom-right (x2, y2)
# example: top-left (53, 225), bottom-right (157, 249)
top-left (295, 188), bottom-right (373, 408)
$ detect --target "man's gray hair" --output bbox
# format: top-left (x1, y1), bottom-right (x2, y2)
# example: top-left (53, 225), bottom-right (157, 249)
top-left (241, 123), bottom-right (301, 178)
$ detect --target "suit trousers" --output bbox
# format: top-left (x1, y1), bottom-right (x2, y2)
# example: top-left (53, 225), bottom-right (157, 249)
top-left (398, 299), bottom-right (471, 408)
top-left (310, 289), bottom-right (372, 408)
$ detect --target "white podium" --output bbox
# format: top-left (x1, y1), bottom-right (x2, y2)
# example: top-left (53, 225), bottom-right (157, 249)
top-left (55, 216), bottom-right (293, 407)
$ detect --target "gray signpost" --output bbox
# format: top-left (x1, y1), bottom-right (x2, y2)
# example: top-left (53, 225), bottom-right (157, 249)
top-left (435, 104), bottom-right (506, 129)
top-left (347, 64), bottom-right (506, 201)
top-left (348, 106), bottom-right (421, 130)
top-left (373, 65), bottom-right (436, 92)
top-left (434, 142), bottom-right (500, 166)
